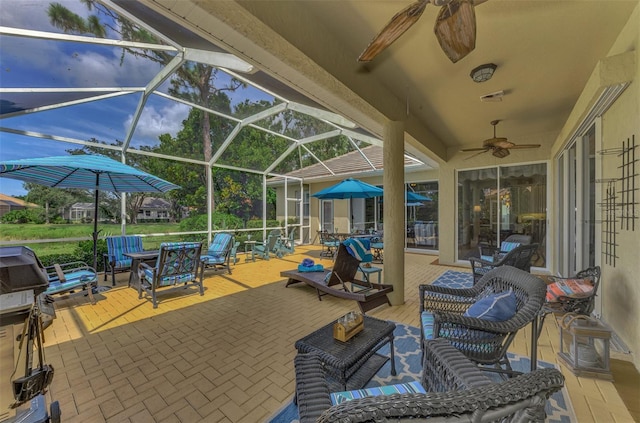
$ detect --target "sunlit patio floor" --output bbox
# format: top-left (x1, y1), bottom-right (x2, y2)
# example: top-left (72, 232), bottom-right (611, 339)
top-left (40, 246), bottom-right (637, 422)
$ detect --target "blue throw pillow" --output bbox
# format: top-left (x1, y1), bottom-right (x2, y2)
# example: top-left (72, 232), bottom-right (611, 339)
top-left (463, 291), bottom-right (517, 321)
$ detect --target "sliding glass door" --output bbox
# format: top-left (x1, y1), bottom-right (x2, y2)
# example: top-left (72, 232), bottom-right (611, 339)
top-left (458, 164), bottom-right (547, 268)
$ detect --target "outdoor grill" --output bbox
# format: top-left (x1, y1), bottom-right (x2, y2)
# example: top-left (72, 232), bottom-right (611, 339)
top-left (0, 246), bottom-right (49, 296)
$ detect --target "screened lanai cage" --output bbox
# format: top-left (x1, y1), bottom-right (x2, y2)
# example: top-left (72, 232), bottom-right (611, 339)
top-left (0, 0), bottom-right (428, 267)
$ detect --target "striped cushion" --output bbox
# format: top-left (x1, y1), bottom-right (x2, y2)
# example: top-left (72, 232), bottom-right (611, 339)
top-left (546, 278), bottom-right (594, 302)
top-left (480, 255), bottom-right (494, 262)
top-left (143, 269), bottom-right (195, 286)
top-left (106, 236), bottom-right (144, 264)
top-left (421, 311), bottom-right (435, 339)
top-left (330, 381), bottom-right (426, 405)
top-left (500, 241), bottom-right (520, 252)
top-left (46, 270), bottom-right (96, 294)
top-left (113, 258), bottom-right (132, 269)
top-left (207, 233), bottom-right (232, 256)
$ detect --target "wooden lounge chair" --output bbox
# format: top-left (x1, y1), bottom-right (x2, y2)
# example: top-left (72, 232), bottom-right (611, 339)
top-left (281, 243), bottom-right (393, 313)
top-left (274, 228), bottom-right (296, 257)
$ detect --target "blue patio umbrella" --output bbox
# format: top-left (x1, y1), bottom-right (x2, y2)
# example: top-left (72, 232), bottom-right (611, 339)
top-left (0, 155), bottom-right (179, 271)
top-left (312, 178), bottom-right (384, 199)
top-left (312, 178), bottom-right (383, 230)
top-left (406, 191), bottom-right (431, 202)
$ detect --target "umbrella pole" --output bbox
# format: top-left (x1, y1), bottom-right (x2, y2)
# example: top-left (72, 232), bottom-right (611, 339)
top-left (92, 174), bottom-right (99, 272)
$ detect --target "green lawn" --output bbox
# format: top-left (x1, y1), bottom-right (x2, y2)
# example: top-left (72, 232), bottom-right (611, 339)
top-left (0, 223), bottom-right (190, 256)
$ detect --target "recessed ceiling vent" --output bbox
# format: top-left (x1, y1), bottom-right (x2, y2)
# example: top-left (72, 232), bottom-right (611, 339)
top-left (480, 90), bottom-right (504, 102)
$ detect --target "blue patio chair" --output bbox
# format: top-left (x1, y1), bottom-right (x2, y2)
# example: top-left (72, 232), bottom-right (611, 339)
top-left (274, 228), bottom-right (296, 257)
top-left (229, 240), bottom-right (241, 264)
top-left (44, 261), bottom-right (98, 305)
top-left (318, 230), bottom-right (339, 258)
top-left (103, 235), bottom-right (144, 286)
top-left (200, 232), bottom-right (234, 274)
top-left (138, 242), bottom-right (204, 308)
top-left (254, 230), bottom-right (282, 260)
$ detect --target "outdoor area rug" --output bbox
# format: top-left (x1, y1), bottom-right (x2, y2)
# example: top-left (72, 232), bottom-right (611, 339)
top-left (269, 323), bottom-right (575, 423)
top-left (431, 269), bottom-right (474, 289)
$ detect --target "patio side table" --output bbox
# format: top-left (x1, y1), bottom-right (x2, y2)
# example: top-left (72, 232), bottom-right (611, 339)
top-left (295, 315), bottom-right (396, 391)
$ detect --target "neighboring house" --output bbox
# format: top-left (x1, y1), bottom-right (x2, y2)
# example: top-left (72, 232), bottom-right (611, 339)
top-left (66, 202), bottom-right (95, 222)
top-left (0, 193), bottom-right (39, 218)
top-left (136, 197), bottom-right (172, 222)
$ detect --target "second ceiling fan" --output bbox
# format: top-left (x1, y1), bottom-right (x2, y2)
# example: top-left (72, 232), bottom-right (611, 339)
top-left (358, 0), bottom-right (486, 63)
top-left (461, 120), bottom-right (541, 159)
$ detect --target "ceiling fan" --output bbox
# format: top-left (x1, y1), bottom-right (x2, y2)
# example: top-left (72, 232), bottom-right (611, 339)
top-left (461, 120), bottom-right (541, 159)
top-left (358, 0), bottom-right (486, 63)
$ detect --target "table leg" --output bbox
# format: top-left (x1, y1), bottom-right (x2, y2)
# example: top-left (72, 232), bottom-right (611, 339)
top-left (390, 335), bottom-right (396, 376)
top-left (128, 258), bottom-right (142, 288)
top-left (530, 318), bottom-right (538, 371)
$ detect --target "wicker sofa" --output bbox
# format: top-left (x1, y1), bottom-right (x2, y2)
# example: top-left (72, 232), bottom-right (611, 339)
top-left (294, 338), bottom-right (564, 423)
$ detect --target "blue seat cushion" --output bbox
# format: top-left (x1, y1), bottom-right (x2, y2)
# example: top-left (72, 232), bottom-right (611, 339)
top-left (46, 270), bottom-right (96, 294)
top-left (143, 269), bottom-right (195, 286)
top-left (330, 381), bottom-right (426, 405)
top-left (463, 291), bottom-right (517, 321)
top-left (201, 253), bottom-right (226, 264)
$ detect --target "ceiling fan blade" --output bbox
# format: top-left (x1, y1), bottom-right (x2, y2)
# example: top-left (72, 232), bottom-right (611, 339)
top-left (464, 149), bottom-right (490, 160)
top-left (460, 147), bottom-right (489, 152)
top-left (358, 0), bottom-right (429, 62)
top-left (509, 144), bottom-right (542, 149)
top-left (434, 0), bottom-right (476, 63)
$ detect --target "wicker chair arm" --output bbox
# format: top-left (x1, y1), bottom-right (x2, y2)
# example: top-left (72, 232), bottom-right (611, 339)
top-left (316, 368), bottom-right (564, 423)
top-left (432, 311), bottom-right (518, 334)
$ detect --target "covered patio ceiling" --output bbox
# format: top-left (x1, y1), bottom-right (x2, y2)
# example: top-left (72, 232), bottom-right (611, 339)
top-left (0, 0), bottom-right (431, 197)
top-left (133, 0), bottom-right (637, 163)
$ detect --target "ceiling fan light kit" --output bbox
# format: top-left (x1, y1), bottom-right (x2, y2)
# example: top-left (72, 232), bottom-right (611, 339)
top-left (461, 120), bottom-right (542, 159)
top-left (470, 63), bottom-right (497, 82)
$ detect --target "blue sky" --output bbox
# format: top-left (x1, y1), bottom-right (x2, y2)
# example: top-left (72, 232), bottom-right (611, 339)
top-left (0, 0), bottom-right (276, 197)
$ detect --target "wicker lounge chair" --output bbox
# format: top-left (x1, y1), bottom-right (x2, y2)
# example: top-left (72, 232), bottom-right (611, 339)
top-left (138, 242), bottom-right (204, 308)
top-left (294, 338), bottom-right (564, 423)
top-left (419, 266), bottom-right (547, 376)
top-left (469, 243), bottom-right (538, 283)
top-left (200, 232), bottom-right (234, 274)
top-left (282, 243), bottom-right (393, 314)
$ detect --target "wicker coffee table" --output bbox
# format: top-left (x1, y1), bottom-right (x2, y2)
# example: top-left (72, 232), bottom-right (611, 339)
top-left (295, 315), bottom-right (396, 391)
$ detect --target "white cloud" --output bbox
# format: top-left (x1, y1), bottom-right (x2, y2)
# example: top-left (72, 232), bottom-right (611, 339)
top-left (126, 102), bottom-right (190, 144)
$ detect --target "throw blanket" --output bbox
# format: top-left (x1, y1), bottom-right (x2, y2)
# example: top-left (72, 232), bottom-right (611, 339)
top-left (343, 238), bottom-right (372, 263)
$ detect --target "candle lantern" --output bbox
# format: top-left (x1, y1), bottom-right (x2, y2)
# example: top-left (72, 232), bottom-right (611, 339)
top-left (558, 313), bottom-right (613, 380)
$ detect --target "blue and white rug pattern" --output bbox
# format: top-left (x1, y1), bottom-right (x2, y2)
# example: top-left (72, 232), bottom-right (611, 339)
top-left (432, 269), bottom-right (474, 289)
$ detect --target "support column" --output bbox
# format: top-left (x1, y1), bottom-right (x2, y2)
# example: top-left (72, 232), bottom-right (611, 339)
top-left (383, 121), bottom-right (405, 306)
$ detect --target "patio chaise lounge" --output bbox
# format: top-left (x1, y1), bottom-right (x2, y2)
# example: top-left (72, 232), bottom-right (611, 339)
top-left (295, 338), bottom-right (565, 423)
top-left (44, 261), bottom-right (98, 305)
top-left (281, 243), bottom-right (393, 313)
top-left (200, 232), bottom-right (234, 274)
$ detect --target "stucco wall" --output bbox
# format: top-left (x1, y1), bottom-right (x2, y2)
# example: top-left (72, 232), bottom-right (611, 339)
top-left (597, 5), bottom-right (640, 368)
